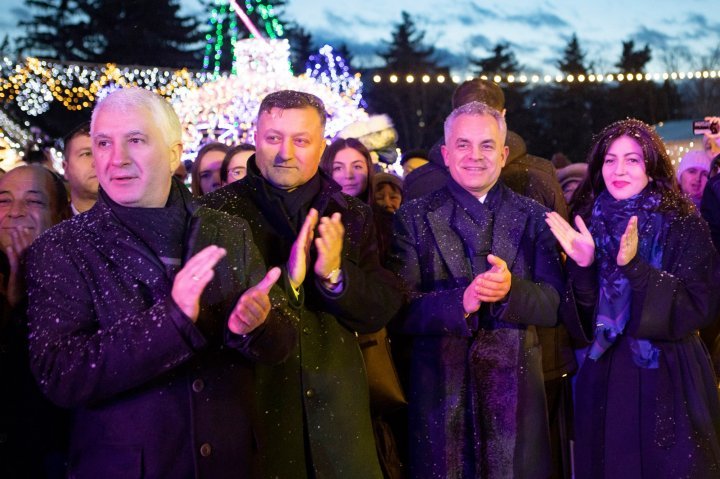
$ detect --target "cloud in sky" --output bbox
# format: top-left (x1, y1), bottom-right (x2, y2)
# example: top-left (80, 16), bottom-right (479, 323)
top-left (506, 10), bottom-right (569, 29)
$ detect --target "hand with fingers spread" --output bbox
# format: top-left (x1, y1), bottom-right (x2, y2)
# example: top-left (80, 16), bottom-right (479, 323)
top-left (171, 245), bottom-right (227, 322)
top-left (288, 208), bottom-right (318, 290)
top-left (228, 267), bottom-right (281, 335)
top-left (616, 215), bottom-right (638, 266)
top-left (545, 212), bottom-right (596, 267)
top-left (314, 212), bottom-right (344, 279)
top-left (4, 226), bottom-right (38, 306)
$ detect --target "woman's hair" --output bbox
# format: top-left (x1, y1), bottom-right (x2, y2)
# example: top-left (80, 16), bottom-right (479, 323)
top-left (220, 143), bottom-right (255, 183)
top-left (191, 142), bottom-right (230, 196)
top-left (320, 137), bottom-right (375, 204)
top-left (570, 118), bottom-right (694, 218)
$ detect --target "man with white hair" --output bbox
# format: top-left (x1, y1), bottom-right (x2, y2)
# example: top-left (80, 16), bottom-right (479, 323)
top-left (25, 87), bottom-right (305, 478)
top-left (389, 101), bottom-right (564, 478)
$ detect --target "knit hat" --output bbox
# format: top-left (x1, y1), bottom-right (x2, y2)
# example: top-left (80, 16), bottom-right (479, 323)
top-left (556, 163), bottom-right (588, 190)
top-left (676, 150), bottom-right (710, 182)
top-left (372, 172), bottom-right (403, 192)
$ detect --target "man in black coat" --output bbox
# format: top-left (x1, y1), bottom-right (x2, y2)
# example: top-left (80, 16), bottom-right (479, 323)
top-left (25, 87), bottom-right (302, 479)
top-left (389, 101), bottom-right (564, 478)
top-left (201, 90), bottom-right (403, 479)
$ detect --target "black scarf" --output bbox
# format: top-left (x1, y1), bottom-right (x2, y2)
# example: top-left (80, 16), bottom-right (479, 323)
top-left (100, 178), bottom-right (191, 278)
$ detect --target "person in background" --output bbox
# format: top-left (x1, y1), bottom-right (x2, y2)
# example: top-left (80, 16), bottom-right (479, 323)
top-left (547, 119), bottom-right (720, 478)
top-left (399, 149), bottom-right (429, 178)
top-left (0, 164), bottom-right (70, 479)
top-left (676, 150), bottom-right (710, 209)
top-left (191, 142), bottom-right (229, 196)
top-left (221, 143), bottom-right (255, 185)
top-left (62, 121), bottom-right (98, 215)
top-left (557, 163), bottom-right (589, 205)
top-left (701, 116), bottom-right (720, 251)
top-left (320, 137), bottom-right (374, 204)
top-left (373, 173), bottom-right (403, 215)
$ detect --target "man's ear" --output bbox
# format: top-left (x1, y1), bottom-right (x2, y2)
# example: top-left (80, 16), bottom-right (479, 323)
top-left (500, 145), bottom-right (509, 168)
top-left (441, 144), bottom-right (449, 167)
top-left (169, 142), bottom-right (183, 172)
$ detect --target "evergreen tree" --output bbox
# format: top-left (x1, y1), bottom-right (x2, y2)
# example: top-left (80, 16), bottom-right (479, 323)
top-left (364, 11), bottom-right (449, 149)
top-left (17, 0), bottom-right (204, 68)
top-left (473, 42), bottom-right (521, 76)
top-left (285, 23), bottom-right (314, 74)
top-left (557, 33), bottom-right (591, 76)
top-left (378, 11), bottom-right (437, 74)
top-left (615, 40), bottom-right (652, 74)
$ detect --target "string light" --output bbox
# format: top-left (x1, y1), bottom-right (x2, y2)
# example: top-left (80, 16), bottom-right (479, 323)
top-left (370, 69), bottom-right (720, 85)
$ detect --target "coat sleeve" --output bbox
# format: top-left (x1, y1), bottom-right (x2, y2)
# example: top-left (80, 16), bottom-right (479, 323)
top-left (314, 202), bottom-right (404, 334)
top-left (624, 214), bottom-right (720, 341)
top-left (388, 205), bottom-right (473, 337)
top-left (495, 214), bottom-right (563, 327)
top-left (26, 240), bottom-right (205, 409)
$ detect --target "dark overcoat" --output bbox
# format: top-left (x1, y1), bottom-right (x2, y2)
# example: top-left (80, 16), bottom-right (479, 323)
top-left (389, 180), bottom-right (564, 479)
top-left (563, 211), bottom-right (720, 479)
top-left (25, 189), bottom-right (299, 479)
top-left (201, 162), bottom-right (403, 479)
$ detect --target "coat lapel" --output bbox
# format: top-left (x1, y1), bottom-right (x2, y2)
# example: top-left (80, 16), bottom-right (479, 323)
top-left (490, 188), bottom-right (528, 272)
top-left (427, 196), bottom-right (473, 281)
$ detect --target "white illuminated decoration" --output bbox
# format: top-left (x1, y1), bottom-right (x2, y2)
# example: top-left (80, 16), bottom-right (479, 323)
top-left (173, 38), bottom-right (367, 162)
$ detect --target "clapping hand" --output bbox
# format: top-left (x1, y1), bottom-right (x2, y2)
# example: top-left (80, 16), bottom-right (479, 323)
top-left (228, 267), bottom-right (281, 335)
top-left (545, 212), bottom-right (595, 267)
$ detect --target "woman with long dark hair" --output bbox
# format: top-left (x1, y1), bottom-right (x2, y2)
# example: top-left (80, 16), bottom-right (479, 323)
top-left (546, 119), bottom-right (720, 478)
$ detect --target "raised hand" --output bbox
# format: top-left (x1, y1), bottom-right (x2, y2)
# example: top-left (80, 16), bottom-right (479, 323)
top-left (545, 212), bottom-right (595, 267)
top-left (171, 245), bottom-right (227, 322)
top-left (288, 208), bottom-right (318, 290)
top-left (314, 212), bottom-right (344, 279)
top-left (228, 267), bottom-right (281, 335)
top-left (616, 215), bottom-right (638, 266)
top-left (5, 226), bottom-right (38, 306)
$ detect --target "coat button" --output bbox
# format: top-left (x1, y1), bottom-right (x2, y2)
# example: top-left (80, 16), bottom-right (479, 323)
top-left (192, 379), bottom-right (205, 393)
top-left (305, 388), bottom-right (315, 398)
top-left (200, 443), bottom-right (212, 457)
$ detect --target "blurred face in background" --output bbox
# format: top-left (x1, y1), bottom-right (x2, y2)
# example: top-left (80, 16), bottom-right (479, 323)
top-left (679, 167), bottom-right (708, 201)
top-left (331, 147), bottom-right (369, 197)
top-left (374, 182), bottom-right (402, 213)
top-left (225, 149), bottom-right (254, 184)
top-left (197, 150), bottom-right (224, 194)
top-left (0, 166), bottom-right (58, 249)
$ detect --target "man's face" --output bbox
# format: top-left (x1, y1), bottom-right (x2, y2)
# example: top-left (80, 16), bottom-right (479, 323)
top-left (0, 167), bottom-right (57, 249)
top-left (92, 106), bottom-right (181, 208)
top-left (679, 167), bottom-right (709, 200)
top-left (441, 113), bottom-right (507, 198)
top-left (255, 107), bottom-right (326, 191)
top-left (63, 133), bottom-right (98, 200)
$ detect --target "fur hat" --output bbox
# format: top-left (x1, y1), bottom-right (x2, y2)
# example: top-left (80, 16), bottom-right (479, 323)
top-left (676, 150), bottom-right (710, 182)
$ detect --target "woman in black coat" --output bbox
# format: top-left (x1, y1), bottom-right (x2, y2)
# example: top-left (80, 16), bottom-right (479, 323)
top-left (546, 119), bottom-right (720, 478)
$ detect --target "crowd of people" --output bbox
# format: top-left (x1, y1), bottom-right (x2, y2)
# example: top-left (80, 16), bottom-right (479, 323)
top-left (1, 80), bottom-right (719, 479)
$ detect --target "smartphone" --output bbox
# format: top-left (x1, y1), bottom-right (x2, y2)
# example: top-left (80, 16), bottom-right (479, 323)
top-left (693, 120), bottom-right (719, 135)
